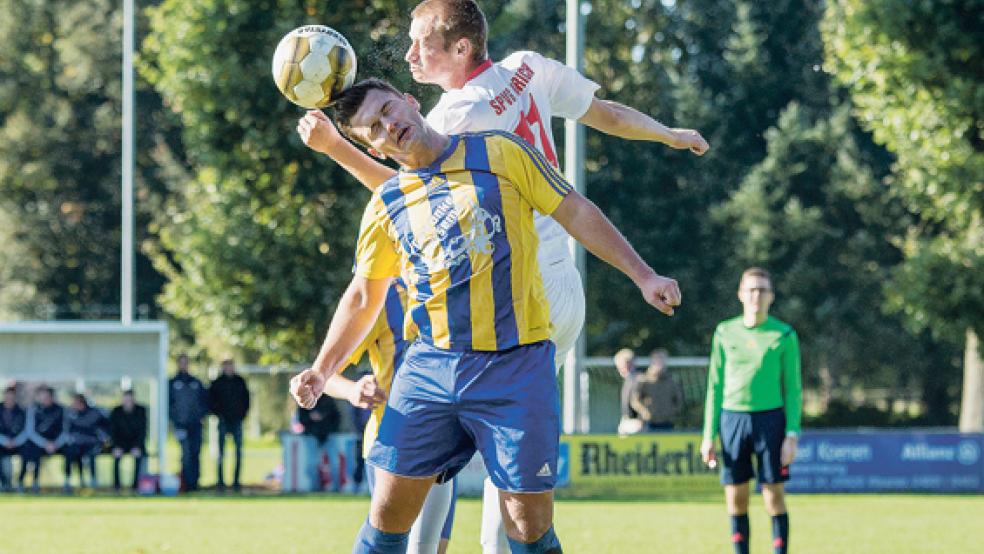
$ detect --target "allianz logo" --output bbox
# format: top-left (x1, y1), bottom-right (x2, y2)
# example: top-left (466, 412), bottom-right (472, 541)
top-left (900, 440), bottom-right (980, 465)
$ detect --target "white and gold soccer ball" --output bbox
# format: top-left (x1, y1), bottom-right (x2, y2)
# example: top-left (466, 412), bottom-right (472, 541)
top-left (272, 25), bottom-right (357, 109)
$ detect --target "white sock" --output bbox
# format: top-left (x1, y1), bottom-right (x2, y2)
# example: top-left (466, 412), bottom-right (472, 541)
top-left (480, 477), bottom-right (510, 554)
top-left (408, 479), bottom-right (454, 554)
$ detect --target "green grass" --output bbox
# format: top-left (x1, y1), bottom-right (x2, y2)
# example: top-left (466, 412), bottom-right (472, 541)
top-left (1, 494), bottom-right (982, 553)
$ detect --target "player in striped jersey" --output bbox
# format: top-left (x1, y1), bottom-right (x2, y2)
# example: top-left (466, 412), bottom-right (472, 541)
top-left (319, 280), bottom-right (458, 554)
top-left (289, 79), bottom-right (681, 554)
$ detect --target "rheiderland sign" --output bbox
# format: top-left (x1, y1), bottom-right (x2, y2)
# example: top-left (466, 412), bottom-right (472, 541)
top-left (556, 432), bottom-right (984, 497)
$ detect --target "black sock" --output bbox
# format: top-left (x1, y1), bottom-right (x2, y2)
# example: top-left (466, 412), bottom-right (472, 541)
top-left (730, 514), bottom-right (750, 554)
top-left (772, 513), bottom-right (789, 553)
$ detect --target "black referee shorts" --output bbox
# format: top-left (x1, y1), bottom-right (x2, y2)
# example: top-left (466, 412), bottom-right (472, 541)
top-left (719, 408), bottom-right (789, 486)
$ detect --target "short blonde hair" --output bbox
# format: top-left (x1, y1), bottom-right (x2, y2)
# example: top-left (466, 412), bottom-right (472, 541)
top-left (613, 348), bottom-right (635, 366)
top-left (411, 0), bottom-right (488, 62)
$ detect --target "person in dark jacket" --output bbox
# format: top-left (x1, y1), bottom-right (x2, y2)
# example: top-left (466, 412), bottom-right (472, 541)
top-left (208, 358), bottom-right (250, 492)
top-left (65, 393), bottom-right (109, 489)
top-left (296, 395), bottom-right (341, 492)
top-left (109, 389), bottom-right (147, 491)
top-left (0, 386), bottom-right (28, 491)
top-left (22, 385), bottom-right (69, 493)
top-left (169, 354), bottom-right (208, 492)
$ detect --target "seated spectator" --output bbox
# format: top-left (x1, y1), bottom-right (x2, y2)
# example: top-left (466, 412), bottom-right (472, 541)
top-left (21, 385), bottom-right (69, 493)
top-left (65, 393), bottom-right (109, 489)
top-left (0, 386), bottom-right (28, 492)
top-left (296, 395), bottom-right (340, 492)
top-left (630, 349), bottom-right (684, 431)
top-left (109, 390), bottom-right (147, 492)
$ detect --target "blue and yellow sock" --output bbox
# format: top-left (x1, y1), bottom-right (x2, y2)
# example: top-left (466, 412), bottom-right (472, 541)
top-left (772, 513), bottom-right (789, 554)
top-left (352, 518), bottom-right (409, 554)
top-left (730, 514), bottom-right (750, 554)
top-left (505, 525), bottom-right (562, 553)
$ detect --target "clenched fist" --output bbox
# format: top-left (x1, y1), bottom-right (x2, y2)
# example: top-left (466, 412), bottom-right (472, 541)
top-left (290, 369), bottom-right (327, 409)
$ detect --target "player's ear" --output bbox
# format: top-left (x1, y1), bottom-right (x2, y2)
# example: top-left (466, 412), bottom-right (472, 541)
top-left (454, 37), bottom-right (470, 57)
top-left (405, 93), bottom-right (421, 112)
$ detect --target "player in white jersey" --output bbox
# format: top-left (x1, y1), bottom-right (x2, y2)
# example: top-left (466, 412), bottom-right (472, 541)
top-left (295, 2), bottom-right (708, 551)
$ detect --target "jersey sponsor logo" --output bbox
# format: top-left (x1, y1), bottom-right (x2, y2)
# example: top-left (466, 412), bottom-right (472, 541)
top-left (405, 194), bottom-right (502, 271)
top-left (488, 62), bottom-right (536, 116)
top-left (536, 462), bottom-right (552, 477)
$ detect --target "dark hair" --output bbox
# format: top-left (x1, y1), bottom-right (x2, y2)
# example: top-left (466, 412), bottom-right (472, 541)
top-left (122, 389), bottom-right (135, 397)
top-left (73, 393), bottom-right (88, 408)
top-left (330, 78), bottom-right (403, 143)
top-left (3, 386), bottom-right (15, 395)
top-left (412, 0), bottom-right (488, 62)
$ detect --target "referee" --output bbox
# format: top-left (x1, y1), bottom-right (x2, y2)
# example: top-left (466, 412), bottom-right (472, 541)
top-left (701, 267), bottom-right (802, 554)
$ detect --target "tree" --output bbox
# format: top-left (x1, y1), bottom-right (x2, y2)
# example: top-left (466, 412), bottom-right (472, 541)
top-left (0, 0), bottom-right (167, 320)
top-left (823, 0), bottom-right (984, 429)
top-left (141, 0), bottom-right (418, 363)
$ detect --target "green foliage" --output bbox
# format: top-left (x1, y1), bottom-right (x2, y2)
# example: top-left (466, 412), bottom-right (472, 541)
top-left (141, 0), bottom-right (422, 362)
top-left (822, 0), bottom-right (984, 341)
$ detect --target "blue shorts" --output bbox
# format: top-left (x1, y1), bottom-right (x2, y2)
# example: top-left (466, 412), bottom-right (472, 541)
top-left (719, 408), bottom-right (790, 485)
top-left (367, 339), bottom-right (560, 492)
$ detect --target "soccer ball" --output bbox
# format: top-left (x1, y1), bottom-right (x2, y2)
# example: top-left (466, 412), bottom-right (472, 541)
top-left (272, 25), bottom-right (357, 109)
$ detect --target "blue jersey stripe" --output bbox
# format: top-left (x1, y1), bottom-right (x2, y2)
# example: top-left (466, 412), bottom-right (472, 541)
top-left (467, 130), bottom-right (571, 196)
top-left (379, 185), bottom-right (433, 342)
top-left (422, 173), bottom-right (473, 349)
top-left (463, 135), bottom-right (518, 349)
top-left (383, 282), bottom-right (408, 372)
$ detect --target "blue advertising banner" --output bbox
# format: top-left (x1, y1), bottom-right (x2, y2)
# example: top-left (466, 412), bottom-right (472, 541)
top-left (787, 431), bottom-right (984, 493)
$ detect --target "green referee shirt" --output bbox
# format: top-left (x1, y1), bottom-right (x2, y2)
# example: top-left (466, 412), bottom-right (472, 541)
top-left (701, 315), bottom-right (802, 442)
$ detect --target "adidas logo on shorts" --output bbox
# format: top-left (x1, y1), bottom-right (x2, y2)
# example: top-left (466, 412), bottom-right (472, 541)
top-left (536, 463), bottom-right (552, 477)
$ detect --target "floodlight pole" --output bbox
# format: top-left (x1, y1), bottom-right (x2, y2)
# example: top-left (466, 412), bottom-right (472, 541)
top-left (563, 0), bottom-right (588, 434)
top-left (121, 0), bottom-right (135, 326)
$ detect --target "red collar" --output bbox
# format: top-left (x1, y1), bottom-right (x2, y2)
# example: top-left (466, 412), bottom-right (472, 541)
top-left (466, 59), bottom-right (493, 82)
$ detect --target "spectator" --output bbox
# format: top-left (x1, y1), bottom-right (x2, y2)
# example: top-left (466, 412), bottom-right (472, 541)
top-left (614, 348), bottom-right (641, 420)
top-left (65, 393), bottom-right (109, 489)
top-left (109, 389), bottom-right (147, 491)
top-left (208, 358), bottom-right (250, 492)
top-left (701, 267), bottom-right (803, 554)
top-left (169, 353), bottom-right (208, 492)
top-left (22, 385), bottom-right (69, 493)
top-left (630, 349), bottom-right (684, 431)
top-left (0, 386), bottom-right (28, 491)
top-left (296, 395), bottom-right (341, 492)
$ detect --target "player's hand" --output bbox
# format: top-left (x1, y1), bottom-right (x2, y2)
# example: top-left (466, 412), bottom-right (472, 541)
top-left (112, 447), bottom-right (124, 458)
top-left (130, 447), bottom-right (142, 457)
top-left (781, 435), bottom-right (798, 467)
top-left (45, 441), bottom-right (56, 455)
top-left (348, 374), bottom-right (387, 409)
top-left (296, 110), bottom-right (343, 155)
top-left (290, 368), bottom-right (327, 410)
top-left (638, 273), bottom-right (682, 316)
top-left (669, 128), bottom-right (709, 156)
top-left (700, 438), bottom-right (717, 467)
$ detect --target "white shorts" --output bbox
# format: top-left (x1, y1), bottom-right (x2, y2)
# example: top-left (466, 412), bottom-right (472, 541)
top-left (540, 257), bottom-right (585, 371)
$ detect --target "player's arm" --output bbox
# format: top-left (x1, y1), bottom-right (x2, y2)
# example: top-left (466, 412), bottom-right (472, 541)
top-left (551, 192), bottom-right (680, 316)
top-left (700, 330), bottom-right (726, 464)
top-left (628, 385), bottom-right (650, 421)
top-left (296, 110), bottom-right (397, 190)
top-left (290, 276), bottom-right (390, 409)
top-left (780, 330), bottom-right (804, 465)
top-left (577, 98), bottom-right (709, 155)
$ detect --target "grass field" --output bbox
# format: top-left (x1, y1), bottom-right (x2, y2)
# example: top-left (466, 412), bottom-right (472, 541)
top-left (1, 493), bottom-right (982, 553)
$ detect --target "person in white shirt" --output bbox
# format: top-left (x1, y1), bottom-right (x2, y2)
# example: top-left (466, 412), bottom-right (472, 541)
top-left (296, 1), bottom-right (708, 551)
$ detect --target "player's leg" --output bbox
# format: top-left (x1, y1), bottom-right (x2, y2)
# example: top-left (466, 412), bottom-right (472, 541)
top-left (353, 468), bottom-right (436, 553)
top-left (407, 477), bottom-right (455, 554)
top-left (720, 410), bottom-right (755, 554)
top-left (437, 478), bottom-right (457, 554)
top-left (216, 420), bottom-right (227, 489)
top-left (753, 409), bottom-right (791, 554)
top-left (479, 261), bottom-right (584, 554)
top-left (361, 341), bottom-right (475, 554)
top-left (461, 341), bottom-right (563, 553)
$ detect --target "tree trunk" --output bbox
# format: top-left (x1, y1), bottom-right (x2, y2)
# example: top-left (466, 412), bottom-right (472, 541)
top-left (958, 328), bottom-right (984, 432)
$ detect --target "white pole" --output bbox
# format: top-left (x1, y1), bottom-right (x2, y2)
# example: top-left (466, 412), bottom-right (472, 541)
top-left (563, 0), bottom-right (588, 434)
top-left (158, 325), bottom-right (169, 479)
top-left (121, 0), bottom-right (135, 325)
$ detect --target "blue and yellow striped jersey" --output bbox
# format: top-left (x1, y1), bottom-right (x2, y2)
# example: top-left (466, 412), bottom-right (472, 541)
top-left (346, 279), bottom-right (410, 458)
top-left (354, 130), bottom-right (573, 351)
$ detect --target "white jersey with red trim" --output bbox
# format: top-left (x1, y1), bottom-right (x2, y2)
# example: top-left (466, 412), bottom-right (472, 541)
top-left (426, 50), bottom-right (600, 264)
